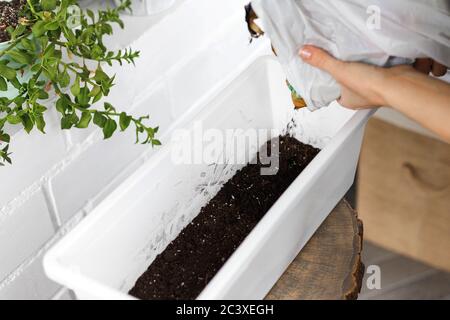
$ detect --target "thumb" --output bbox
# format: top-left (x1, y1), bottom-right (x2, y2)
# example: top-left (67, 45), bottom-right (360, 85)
top-left (299, 45), bottom-right (343, 78)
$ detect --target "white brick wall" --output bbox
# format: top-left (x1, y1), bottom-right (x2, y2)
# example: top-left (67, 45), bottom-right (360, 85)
top-left (0, 0), bottom-right (269, 299)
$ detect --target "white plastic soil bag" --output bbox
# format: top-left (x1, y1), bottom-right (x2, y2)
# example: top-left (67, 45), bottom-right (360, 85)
top-left (251, 0), bottom-right (450, 110)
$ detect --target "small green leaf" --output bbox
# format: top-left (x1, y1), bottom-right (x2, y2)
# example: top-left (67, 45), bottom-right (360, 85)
top-left (93, 112), bottom-right (107, 128)
top-left (69, 113), bottom-right (79, 125)
top-left (39, 35), bottom-right (49, 49)
top-left (13, 96), bottom-right (26, 106)
top-left (32, 21), bottom-right (47, 37)
top-left (6, 50), bottom-right (33, 65)
top-left (119, 112), bottom-right (132, 131)
top-left (31, 64), bottom-right (41, 73)
top-left (9, 24), bottom-right (26, 39)
top-left (76, 112), bottom-right (92, 129)
top-left (93, 68), bottom-right (109, 82)
top-left (88, 85), bottom-right (101, 98)
top-left (76, 86), bottom-right (90, 107)
top-left (152, 139), bottom-right (162, 146)
top-left (42, 64), bottom-right (57, 80)
top-left (56, 97), bottom-right (68, 114)
top-left (103, 119), bottom-right (117, 139)
top-left (21, 114), bottom-right (34, 133)
top-left (20, 38), bottom-right (36, 52)
top-left (44, 21), bottom-right (60, 31)
top-left (34, 105), bottom-right (47, 113)
top-left (92, 91), bottom-right (103, 104)
top-left (0, 64), bottom-right (16, 80)
top-left (43, 43), bottom-right (56, 58)
top-left (41, 0), bottom-right (57, 11)
top-left (61, 113), bottom-right (79, 129)
top-left (0, 133), bottom-right (10, 143)
top-left (61, 115), bottom-right (72, 129)
top-left (0, 77), bottom-right (7, 91)
top-left (86, 9), bottom-right (95, 22)
top-left (10, 77), bottom-right (21, 89)
top-left (38, 90), bottom-right (49, 100)
top-left (7, 115), bottom-right (22, 125)
top-left (58, 71), bottom-right (70, 88)
top-left (35, 115), bottom-right (46, 133)
top-left (103, 102), bottom-right (114, 111)
top-left (70, 77), bottom-right (80, 96)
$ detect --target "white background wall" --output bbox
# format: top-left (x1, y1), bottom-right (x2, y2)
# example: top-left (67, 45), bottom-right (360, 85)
top-left (0, 0), bottom-right (269, 299)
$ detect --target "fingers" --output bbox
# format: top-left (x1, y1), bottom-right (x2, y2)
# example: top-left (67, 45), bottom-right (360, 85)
top-left (432, 61), bottom-right (447, 77)
top-left (338, 86), bottom-right (379, 110)
top-left (413, 58), bottom-right (448, 77)
top-left (298, 45), bottom-right (371, 90)
top-left (299, 45), bottom-right (386, 109)
top-left (298, 45), bottom-right (344, 78)
top-left (413, 58), bottom-right (433, 74)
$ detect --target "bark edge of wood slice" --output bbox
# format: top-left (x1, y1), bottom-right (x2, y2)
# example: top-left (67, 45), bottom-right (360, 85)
top-left (266, 199), bottom-right (365, 300)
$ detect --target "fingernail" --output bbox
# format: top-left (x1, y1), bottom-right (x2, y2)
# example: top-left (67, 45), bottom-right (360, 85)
top-left (299, 48), bottom-right (312, 59)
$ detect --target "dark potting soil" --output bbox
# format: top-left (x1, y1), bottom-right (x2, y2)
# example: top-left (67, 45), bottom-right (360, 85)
top-left (0, 0), bottom-right (25, 43)
top-left (129, 135), bottom-right (320, 300)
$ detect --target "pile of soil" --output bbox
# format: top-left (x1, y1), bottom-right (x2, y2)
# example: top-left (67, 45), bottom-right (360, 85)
top-left (129, 135), bottom-right (320, 300)
top-left (0, 0), bottom-right (25, 43)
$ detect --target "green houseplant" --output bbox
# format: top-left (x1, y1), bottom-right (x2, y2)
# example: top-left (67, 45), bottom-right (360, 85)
top-left (0, 0), bottom-right (160, 166)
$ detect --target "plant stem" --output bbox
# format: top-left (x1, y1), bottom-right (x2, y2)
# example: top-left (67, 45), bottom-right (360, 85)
top-left (26, 0), bottom-right (36, 14)
top-left (0, 33), bottom-right (29, 59)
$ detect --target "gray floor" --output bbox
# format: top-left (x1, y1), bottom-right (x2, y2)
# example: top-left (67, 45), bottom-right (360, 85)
top-left (345, 178), bottom-right (450, 300)
top-left (359, 241), bottom-right (450, 300)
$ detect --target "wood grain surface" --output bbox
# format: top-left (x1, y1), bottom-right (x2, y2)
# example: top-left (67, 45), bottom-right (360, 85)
top-left (358, 118), bottom-right (450, 272)
top-left (266, 200), bottom-right (364, 300)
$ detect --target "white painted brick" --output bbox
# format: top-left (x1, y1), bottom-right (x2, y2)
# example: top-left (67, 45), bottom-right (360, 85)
top-left (0, 119), bottom-right (66, 208)
top-left (0, 191), bottom-right (55, 281)
top-left (167, 15), bottom-right (266, 116)
top-left (92, 0), bottom-right (246, 100)
top-left (64, 53), bottom-right (147, 146)
top-left (122, 0), bottom-right (250, 96)
top-left (102, 0), bottom-right (186, 50)
top-left (52, 137), bottom-right (146, 223)
top-left (133, 81), bottom-right (174, 133)
top-left (0, 255), bottom-right (59, 300)
top-left (62, 0), bottom-right (251, 146)
top-left (52, 82), bottom-right (173, 223)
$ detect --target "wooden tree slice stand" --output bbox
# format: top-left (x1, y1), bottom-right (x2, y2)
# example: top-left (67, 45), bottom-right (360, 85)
top-left (266, 200), bottom-right (365, 300)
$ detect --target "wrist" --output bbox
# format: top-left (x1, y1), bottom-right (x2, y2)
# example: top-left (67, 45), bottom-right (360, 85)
top-left (378, 65), bottom-right (418, 109)
top-left (372, 67), bottom-right (391, 107)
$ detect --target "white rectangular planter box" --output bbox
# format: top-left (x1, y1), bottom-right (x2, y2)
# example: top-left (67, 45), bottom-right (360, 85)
top-left (44, 56), bottom-right (373, 300)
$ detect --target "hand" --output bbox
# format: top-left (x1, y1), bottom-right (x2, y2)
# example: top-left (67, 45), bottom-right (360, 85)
top-left (298, 45), bottom-right (450, 142)
top-left (298, 45), bottom-right (390, 110)
top-left (298, 45), bottom-right (449, 111)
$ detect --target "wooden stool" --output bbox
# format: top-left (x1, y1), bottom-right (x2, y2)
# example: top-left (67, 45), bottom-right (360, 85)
top-left (266, 200), bottom-right (365, 300)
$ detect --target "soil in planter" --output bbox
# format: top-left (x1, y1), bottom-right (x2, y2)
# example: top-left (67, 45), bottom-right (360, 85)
top-left (0, 0), bottom-right (25, 43)
top-left (129, 135), bottom-right (320, 300)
